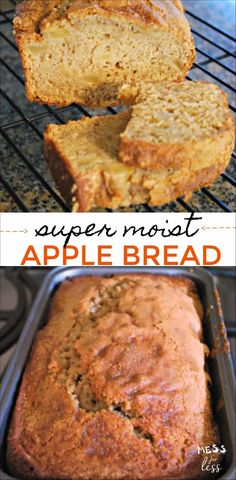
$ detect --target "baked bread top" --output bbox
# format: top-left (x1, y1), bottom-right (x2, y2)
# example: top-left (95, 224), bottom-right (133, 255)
top-left (14, 0), bottom-right (193, 43)
top-left (7, 274), bottom-right (219, 479)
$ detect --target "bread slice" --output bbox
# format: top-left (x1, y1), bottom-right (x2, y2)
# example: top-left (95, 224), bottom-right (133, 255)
top-left (13, 0), bottom-right (195, 107)
top-left (44, 111), bottom-right (230, 212)
top-left (119, 81), bottom-right (235, 170)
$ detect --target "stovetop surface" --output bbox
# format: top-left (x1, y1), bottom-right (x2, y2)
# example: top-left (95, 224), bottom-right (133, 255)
top-left (0, 268), bottom-right (235, 380)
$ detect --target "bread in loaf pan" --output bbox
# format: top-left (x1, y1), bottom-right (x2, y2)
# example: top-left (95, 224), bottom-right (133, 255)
top-left (7, 274), bottom-right (220, 479)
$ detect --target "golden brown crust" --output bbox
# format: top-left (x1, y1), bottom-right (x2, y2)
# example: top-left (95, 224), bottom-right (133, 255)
top-left (119, 128), bottom-right (235, 171)
top-left (14, 0), bottom-right (192, 38)
top-left (46, 143), bottom-right (229, 212)
top-left (45, 133), bottom-right (107, 212)
top-left (120, 136), bottom-right (190, 169)
top-left (8, 274), bottom-right (220, 479)
top-left (44, 113), bottom-right (135, 212)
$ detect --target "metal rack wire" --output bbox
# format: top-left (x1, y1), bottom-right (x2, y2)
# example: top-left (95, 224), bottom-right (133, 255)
top-left (0, 0), bottom-right (235, 212)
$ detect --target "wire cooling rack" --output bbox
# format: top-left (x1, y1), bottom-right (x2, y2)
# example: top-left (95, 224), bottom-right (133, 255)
top-left (0, 0), bottom-right (235, 212)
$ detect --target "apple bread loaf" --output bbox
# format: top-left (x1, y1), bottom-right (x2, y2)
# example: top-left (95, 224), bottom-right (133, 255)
top-left (7, 274), bottom-right (220, 479)
top-left (13, 0), bottom-right (195, 107)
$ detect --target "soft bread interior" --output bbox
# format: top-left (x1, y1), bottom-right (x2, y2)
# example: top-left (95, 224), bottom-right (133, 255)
top-left (120, 82), bottom-right (232, 144)
top-left (24, 15), bottom-right (192, 106)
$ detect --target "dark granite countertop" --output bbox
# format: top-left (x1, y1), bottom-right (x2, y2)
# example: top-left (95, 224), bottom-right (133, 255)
top-left (0, 0), bottom-right (235, 212)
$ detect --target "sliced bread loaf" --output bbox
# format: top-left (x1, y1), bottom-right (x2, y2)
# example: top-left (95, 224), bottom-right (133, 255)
top-left (44, 111), bottom-right (230, 212)
top-left (119, 81), bottom-right (235, 170)
top-left (14, 0), bottom-right (195, 107)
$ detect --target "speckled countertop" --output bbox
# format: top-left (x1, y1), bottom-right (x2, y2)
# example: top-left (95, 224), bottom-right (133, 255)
top-left (0, 0), bottom-right (235, 212)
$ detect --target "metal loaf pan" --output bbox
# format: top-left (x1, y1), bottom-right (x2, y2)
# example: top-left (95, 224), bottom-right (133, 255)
top-left (0, 267), bottom-right (235, 480)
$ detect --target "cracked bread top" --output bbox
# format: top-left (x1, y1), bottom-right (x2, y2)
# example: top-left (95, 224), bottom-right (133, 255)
top-left (14, 0), bottom-right (194, 46)
top-left (7, 274), bottom-right (219, 480)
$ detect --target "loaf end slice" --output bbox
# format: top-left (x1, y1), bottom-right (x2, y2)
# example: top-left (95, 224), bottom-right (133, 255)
top-left (13, 0), bottom-right (195, 107)
top-left (44, 111), bottom-right (232, 212)
top-left (119, 81), bottom-right (235, 171)
top-left (44, 111), bottom-right (144, 212)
